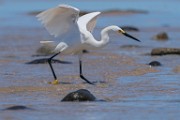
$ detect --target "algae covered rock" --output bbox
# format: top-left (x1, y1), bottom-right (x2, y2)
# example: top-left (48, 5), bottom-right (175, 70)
top-left (61, 89), bottom-right (96, 102)
top-left (153, 32), bottom-right (169, 41)
top-left (151, 48), bottom-right (180, 56)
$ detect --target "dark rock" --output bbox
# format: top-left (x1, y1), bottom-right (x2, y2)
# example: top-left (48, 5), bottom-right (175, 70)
top-left (61, 89), bottom-right (96, 102)
top-left (148, 61), bottom-right (162, 66)
top-left (153, 32), bottom-right (169, 41)
top-left (121, 26), bottom-right (139, 32)
top-left (151, 48), bottom-right (180, 56)
top-left (26, 58), bottom-right (72, 64)
top-left (3, 105), bottom-right (30, 110)
top-left (82, 49), bottom-right (89, 53)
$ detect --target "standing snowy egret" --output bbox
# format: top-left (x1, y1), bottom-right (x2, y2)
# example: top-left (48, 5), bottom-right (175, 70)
top-left (36, 4), bottom-right (140, 85)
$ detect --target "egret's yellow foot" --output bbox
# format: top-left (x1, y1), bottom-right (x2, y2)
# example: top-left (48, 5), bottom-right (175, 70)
top-left (48, 80), bottom-right (59, 85)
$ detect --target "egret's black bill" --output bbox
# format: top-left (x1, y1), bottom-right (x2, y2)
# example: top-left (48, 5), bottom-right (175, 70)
top-left (122, 32), bottom-right (141, 42)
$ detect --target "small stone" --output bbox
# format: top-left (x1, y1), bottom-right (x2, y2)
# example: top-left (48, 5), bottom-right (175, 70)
top-left (148, 61), bottom-right (162, 67)
top-left (61, 89), bottom-right (96, 102)
top-left (82, 49), bottom-right (89, 53)
top-left (153, 32), bottom-right (169, 41)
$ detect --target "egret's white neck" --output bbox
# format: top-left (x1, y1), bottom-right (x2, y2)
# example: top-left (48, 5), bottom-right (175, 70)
top-left (84, 26), bottom-right (118, 48)
top-left (100, 26), bottom-right (112, 45)
top-left (93, 26), bottom-right (115, 48)
top-left (84, 26), bottom-right (117, 48)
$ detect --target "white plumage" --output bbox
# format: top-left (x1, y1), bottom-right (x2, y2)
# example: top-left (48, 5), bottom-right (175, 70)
top-left (37, 4), bottom-right (101, 55)
top-left (36, 4), bottom-right (140, 84)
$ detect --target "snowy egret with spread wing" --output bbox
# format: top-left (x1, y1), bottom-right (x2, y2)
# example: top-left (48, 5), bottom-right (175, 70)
top-left (36, 4), bottom-right (140, 85)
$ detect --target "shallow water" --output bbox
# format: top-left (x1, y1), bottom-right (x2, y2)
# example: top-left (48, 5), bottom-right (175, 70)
top-left (0, 0), bottom-right (180, 120)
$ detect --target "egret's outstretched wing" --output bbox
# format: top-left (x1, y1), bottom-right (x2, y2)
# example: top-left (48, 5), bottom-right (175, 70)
top-left (36, 4), bottom-right (80, 37)
top-left (77, 12), bottom-right (101, 33)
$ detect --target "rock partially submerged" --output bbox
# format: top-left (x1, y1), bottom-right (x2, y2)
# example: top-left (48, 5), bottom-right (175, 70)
top-left (3, 105), bottom-right (31, 111)
top-left (151, 48), bottom-right (180, 56)
top-left (148, 61), bottom-right (162, 67)
top-left (61, 89), bottom-right (96, 102)
top-left (153, 32), bottom-right (169, 41)
top-left (26, 58), bottom-right (72, 64)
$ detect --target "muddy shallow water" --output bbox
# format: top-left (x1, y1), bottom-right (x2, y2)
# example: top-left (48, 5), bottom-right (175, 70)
top-left (0, 0), bottom-right (180, 120)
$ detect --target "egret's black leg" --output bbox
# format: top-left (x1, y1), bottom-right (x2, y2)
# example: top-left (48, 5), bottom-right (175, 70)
top-left (48, 52), bottom-right (60, 84)
top-left (79, 59), bottom-right (94, 85)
